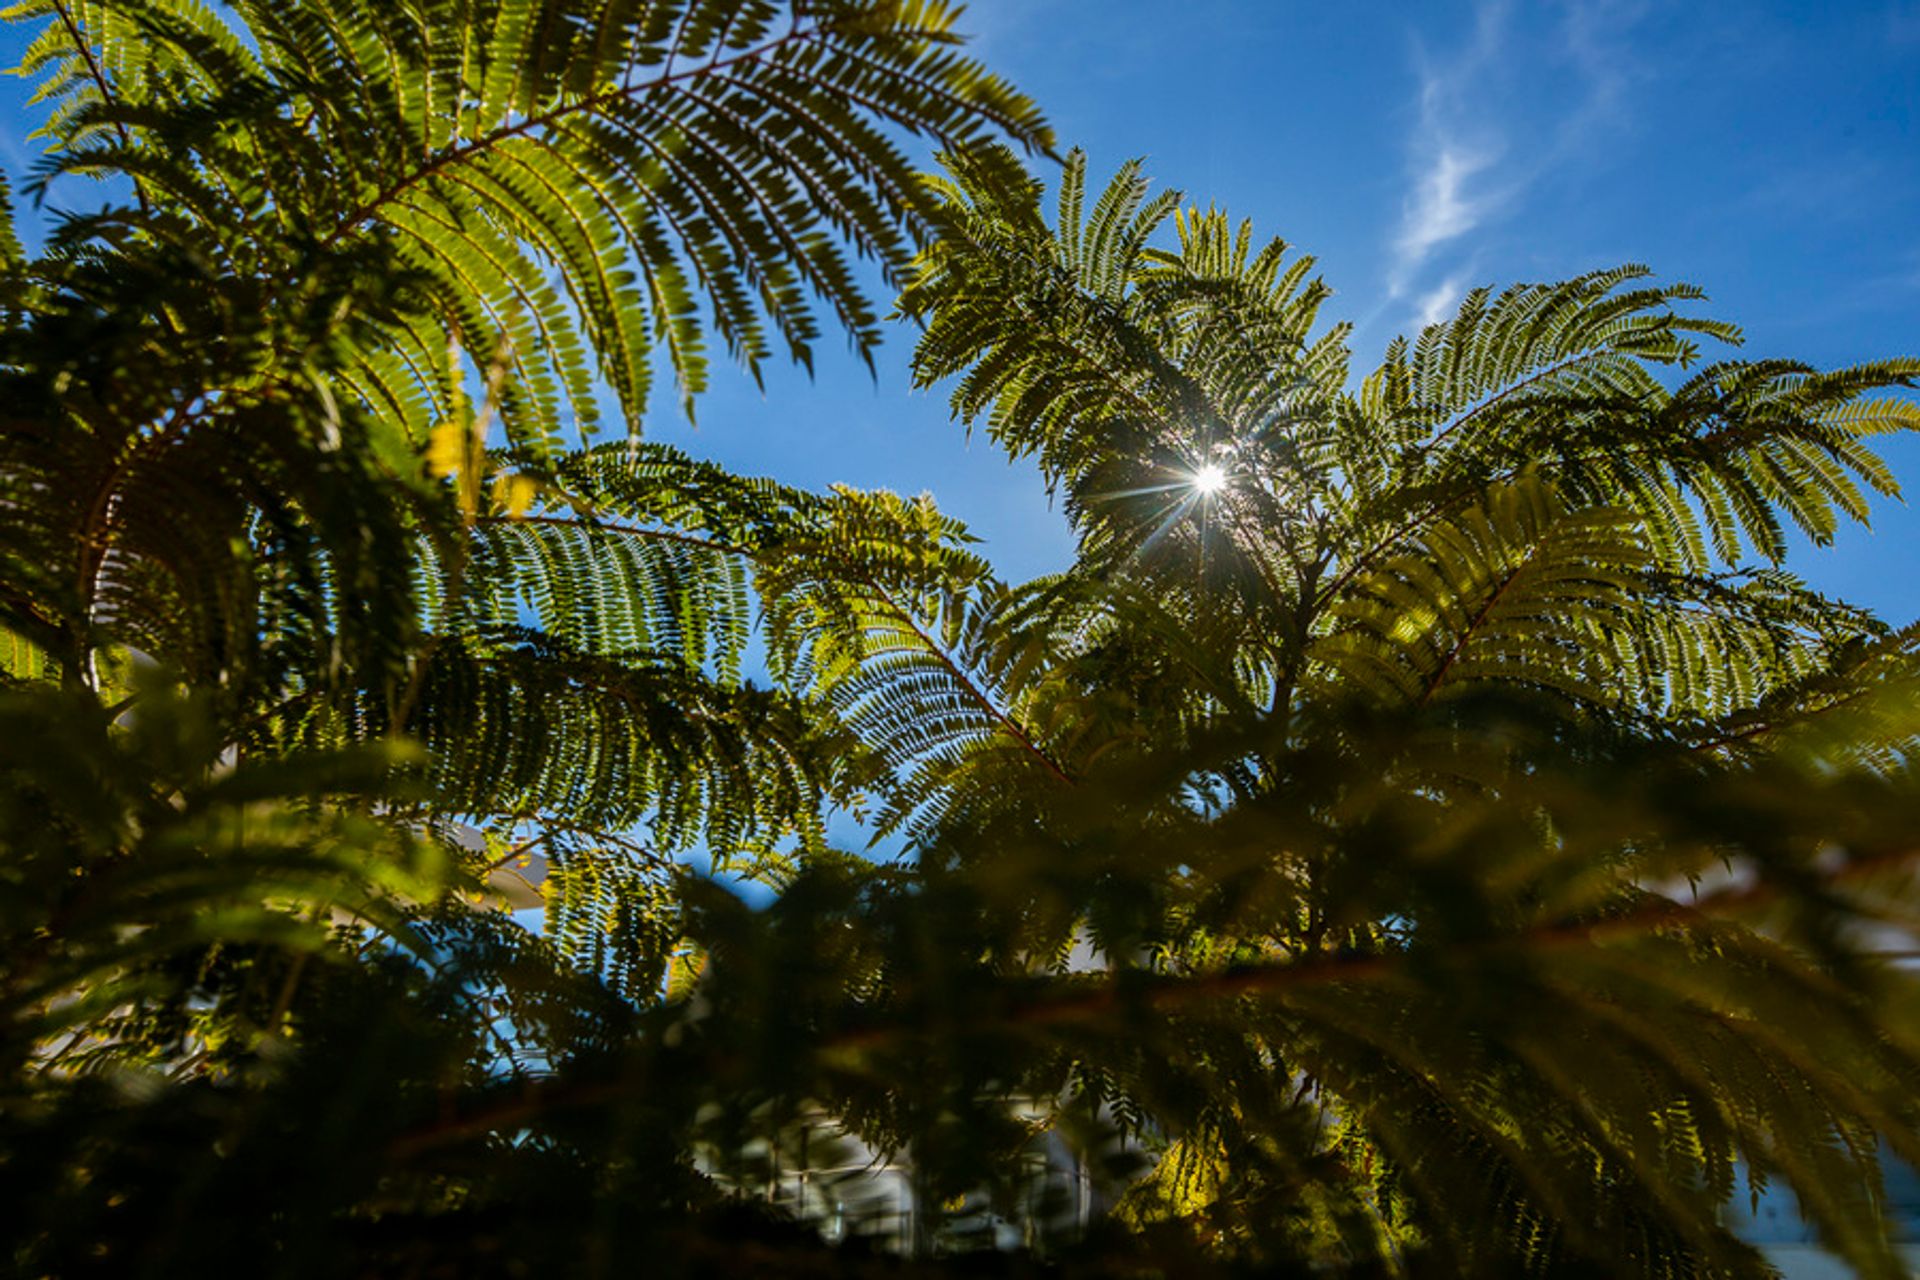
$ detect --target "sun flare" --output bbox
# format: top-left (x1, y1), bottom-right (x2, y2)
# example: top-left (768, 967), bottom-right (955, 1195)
top-left (1192, 463), bottom-right (1228, 495)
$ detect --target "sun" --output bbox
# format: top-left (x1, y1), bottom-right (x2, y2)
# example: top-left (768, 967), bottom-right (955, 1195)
top-left (1191, 463), bottom-right (1228, 495)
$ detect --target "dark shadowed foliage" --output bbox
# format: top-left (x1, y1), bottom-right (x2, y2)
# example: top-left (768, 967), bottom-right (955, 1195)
top-left (4, 4), bottom-right (1920, 1277)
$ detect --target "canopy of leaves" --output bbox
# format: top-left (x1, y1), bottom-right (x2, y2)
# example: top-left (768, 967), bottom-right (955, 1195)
top-left (5, 6), bottom-right (1920, 1278)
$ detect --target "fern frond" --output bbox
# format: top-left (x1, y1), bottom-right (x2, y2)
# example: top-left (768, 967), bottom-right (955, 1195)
top-left (1311, 478), bottom-right (1647, 714)
top-left (9, 0), bottom-right (1053, 448)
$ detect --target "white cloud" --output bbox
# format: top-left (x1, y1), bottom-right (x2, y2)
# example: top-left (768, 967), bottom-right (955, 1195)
top-left (1551, 0), bottom-right (1648, 148)
top-left (1394, 145), bottom-right (1496, 288)
top-left (0, 124), bottom-right (30, 174)
top-left (1382, 0), bottom-right (1649, 326)
top-left (1414, 271), bottom-right (1473, 329)
top-left (1386, 1), bottom-right (1510, 299)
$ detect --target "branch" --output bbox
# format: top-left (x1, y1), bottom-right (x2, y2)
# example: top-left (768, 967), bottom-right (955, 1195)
top-left (384, 845), bottom-right (1920, 1160)
top-left (1421, 350), bottom-right (1605, 456)
top-left (896, 842), bottom-right (1920, 1039)
top-left (482, 513), bottom-right (755, 561)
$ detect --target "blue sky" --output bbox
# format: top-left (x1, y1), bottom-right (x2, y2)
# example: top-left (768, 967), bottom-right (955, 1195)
top-left (659, 0), bottom-right (1920, 618)
top-left (4, 1), bottom-right (1917, 616)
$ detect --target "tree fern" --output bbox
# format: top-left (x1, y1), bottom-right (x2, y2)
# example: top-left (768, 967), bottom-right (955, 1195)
top-left (837, 148), bottom-right (1920, 1272)
top-left (11, 9), bottom-right (1920, 1276)
top-left (10, 0), bottom-right (1053, 448)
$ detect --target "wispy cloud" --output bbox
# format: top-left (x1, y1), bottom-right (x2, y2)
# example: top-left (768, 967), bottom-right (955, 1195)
top-left (1414, 270), bottom-right (1474, 329)
top-left (1386, 0), bottom-right (1510, 298)
top-left (0, 123), bottom-right (30, 176)
top-left (1556, 0), bottom-right (1642, 126)
top-left (1383, 0), bottom-right (1650, 326)
top-left (1889, 2), bottom-right (1920, 44)
top-left (1393, 145), bottom-right (1497, 293)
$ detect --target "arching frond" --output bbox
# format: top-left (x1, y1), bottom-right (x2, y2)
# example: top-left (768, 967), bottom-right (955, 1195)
top-left (1311, 478), bottom-right (1648, 713)
top-left (10, 0), bottom-right (1053, 447)
top-left (1342, 284), bottom-right (1920, 576)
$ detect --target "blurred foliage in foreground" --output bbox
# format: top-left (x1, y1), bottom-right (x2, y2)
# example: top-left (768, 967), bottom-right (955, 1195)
top-left (5, 2), bottom-right (1920, 1276)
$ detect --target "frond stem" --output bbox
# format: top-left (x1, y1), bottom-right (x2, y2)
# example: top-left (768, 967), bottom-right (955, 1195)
top-left (319, 21), bottom-right (833, 251)
top-left (1416, 561), bottom-right (1529, 707)
top-left (1422, 350), bottom-right (1612, 457)
top-left (47, 0), bottom-right (150, 216)
top-left (858, 574), bottom-right (1075, 786)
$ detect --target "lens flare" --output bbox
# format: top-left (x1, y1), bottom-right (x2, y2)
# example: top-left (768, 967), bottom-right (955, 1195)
top-left (1192, 463), bottom-right (1227, 495)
